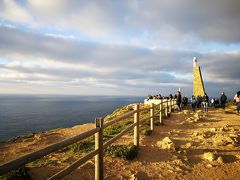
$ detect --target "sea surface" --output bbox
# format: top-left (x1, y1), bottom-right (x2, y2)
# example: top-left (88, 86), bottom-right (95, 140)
top-left (0, 95), bottom-right (143, 141)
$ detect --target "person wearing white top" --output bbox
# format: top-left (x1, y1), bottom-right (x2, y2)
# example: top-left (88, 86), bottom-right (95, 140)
top-left (234, 91), bottom-right (240, 114)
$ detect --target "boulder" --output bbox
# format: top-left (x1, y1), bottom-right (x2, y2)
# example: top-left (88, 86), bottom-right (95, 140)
top-left (209, 128), bottom-right (217, 132)
top-left (217, 156), bottom-right (224, 164)
top-left (212, 134), bottom-right (235, 146)
top-left (203, 152), bottom-right (217, 162)
top-left (157, 137), bottom-right (175, 151)
top-left (185, 142), bottom-right (192, 149)
top-left (181, 142), bottom-right (192, 149)
top-left (194, 118), bottom-right (199, 123)
top-left (194, 113), bottom-right (200, 119)
top-left (183, 110), bottom-right (189, 115)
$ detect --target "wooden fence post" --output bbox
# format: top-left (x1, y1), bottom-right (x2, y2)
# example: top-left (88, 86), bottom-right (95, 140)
top-left (165, 100), bottom-right (168, 117)
top-left (150, 103), bottom-right (154, 131)
top-left (169, 99), bottom-right (172, 113)
top-left (159, 100), bottom-right (163, 125)
top-left (95, 118), bottom-right (104, 180)
top-left (173, 99), bottom-right (175, 112)
top-left (134, 104), bottom-right (140, 147)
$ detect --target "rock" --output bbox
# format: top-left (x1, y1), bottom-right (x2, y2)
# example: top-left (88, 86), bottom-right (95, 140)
top-left (194, 118), bottom-right (199, 123)
top-left (192, 132), bottom-right (199, 136)
top-left (217, 156), bottom-right (224, 164)
top-left (157, 137), bottom-right (175, 151)
top-left (235, 155), bottom-right (240, 160)
top-left (194, 113), bottom-right (200, 119)
top-left (202, 131), bottom-right (214, 138)
top-left (183, 156), bottom-right (188, 162)
top-left (206, 164), bottom-right (213, 168)
top-left (181, 142), bottom-right (192, 149)
top-left (210, 128), bottom-right (217, 132)
top-left (212, 134), bottom-right (235, 146)
top-left (229, 133), bottom-right (238, 138)
top-left (106, 175), bottom-right (124, 180)
top-left (177, 150), bottom-right (182, 154)
top-left (185, 143), bottom-right (192, 149)
top-left (130, 171), bottom-right (148, 180)
top-left (203, 152), bottom-right (217, 162)
top-left (183, 110), bottom-right (189, 115)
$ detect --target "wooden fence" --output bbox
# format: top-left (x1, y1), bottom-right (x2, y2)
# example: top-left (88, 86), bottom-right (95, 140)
top-left (0, 99), bottom-right (176, 180)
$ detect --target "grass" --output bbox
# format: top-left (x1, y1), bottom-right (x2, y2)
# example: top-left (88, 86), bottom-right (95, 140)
top-left (28, 157), bottom-right (59, 167)
top-left (66, 136), bottom-right (95, 153)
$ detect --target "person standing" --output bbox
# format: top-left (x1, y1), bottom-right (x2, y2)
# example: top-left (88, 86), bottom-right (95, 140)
top-left (203, 93), bottom-right (209, 113)
top-left (220, 92), bottom-right (227, 109)
top-left (234, 91), bottom-right (240, 114)
top-left (191, 95), bottom-right (197, 112)
top-left (176, 91), bottom-right (182, 111)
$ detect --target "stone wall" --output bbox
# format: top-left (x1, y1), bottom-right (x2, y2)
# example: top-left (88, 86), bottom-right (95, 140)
top-left (144, 99), bottom-right (168, 105)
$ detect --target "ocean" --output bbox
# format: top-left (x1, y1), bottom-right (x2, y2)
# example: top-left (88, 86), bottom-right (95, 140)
top-left (0, 95), bottom-right (143, 141)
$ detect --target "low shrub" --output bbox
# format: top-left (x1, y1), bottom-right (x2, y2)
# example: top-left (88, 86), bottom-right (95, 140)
top-left (29, 158), bottom-right (59, 167)
top-left (154, 121), bottom-right (161, 126)
top-left (0, 167), bottom-right (31, 180)
top-left (106, 144), bottom-right (138, 160)
top-left (68, 139), bottom-right (95, 153)
top-left (104, 123), bottom-right (126, 138)
top-left (143, 129), bottom-right (153, 136)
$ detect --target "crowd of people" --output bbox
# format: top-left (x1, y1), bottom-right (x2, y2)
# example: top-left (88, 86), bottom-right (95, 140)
top-left (147, 94), bottom-right (174, 100)
top-left (146, 90), bottom-right (240, 114)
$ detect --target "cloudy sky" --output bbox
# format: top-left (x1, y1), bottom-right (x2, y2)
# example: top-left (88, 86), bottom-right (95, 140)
top-left (0, 0), bottom-right (239, 97)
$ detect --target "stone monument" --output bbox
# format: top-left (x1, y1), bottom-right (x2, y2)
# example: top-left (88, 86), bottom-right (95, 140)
top-left (193, 57), bottom-right (205, 96)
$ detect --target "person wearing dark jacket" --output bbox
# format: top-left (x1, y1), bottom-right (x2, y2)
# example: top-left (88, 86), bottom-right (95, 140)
top-left (191, 95), bottom-right (197, 112)
top-left (203, 93), bottom-right (209, 113)
top-left (220, 92), bottom-right (227, 109)
top-left (176, 91), bottom-right (182, 111)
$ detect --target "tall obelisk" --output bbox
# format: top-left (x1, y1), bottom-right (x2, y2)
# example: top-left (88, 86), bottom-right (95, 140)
top-left (193, 57), bottom-right (205, 96)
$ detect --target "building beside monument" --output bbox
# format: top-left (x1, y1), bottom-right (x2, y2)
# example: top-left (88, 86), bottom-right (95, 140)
top-left (193, 57), bottom-right (205, 97)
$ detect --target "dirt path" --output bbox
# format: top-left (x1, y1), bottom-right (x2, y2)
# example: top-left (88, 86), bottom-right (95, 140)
top-left (103, 105), bottom-right (240, 179)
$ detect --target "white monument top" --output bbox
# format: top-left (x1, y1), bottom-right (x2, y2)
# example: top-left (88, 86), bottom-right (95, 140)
top-left (193, 57), bottom-right (197, 67)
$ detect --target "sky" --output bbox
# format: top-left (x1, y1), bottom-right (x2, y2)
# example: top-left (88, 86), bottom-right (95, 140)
top-left (0, 0), bottom-right (239, 97)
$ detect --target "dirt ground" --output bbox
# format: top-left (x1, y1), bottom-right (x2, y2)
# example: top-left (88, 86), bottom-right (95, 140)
top-left (1, 105), bottom-right (240, 180)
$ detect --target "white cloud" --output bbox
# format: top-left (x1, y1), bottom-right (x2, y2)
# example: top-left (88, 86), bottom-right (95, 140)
top-left (0, 1), bottom-right (239, 96)
top-left (0, 0), bottom-right (34, 25)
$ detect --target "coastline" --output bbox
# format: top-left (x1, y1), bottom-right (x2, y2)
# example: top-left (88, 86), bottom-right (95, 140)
top-left (0, 122), bottom-right (95, 164)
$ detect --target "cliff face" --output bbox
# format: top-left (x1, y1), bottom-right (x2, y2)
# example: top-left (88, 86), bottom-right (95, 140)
top-left (193, 66), bottom-right (205, 96)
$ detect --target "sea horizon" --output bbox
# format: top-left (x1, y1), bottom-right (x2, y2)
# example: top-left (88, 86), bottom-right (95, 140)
top-left (0, 94), bottom-right (144, 141)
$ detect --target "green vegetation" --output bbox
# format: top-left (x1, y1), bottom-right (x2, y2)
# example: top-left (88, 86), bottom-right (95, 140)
top-left (142, 129), bottom-right (153, 136)
top-left (0, 167), bottom-right (31, 180)
top-left (106, 144), bottom-right (138, 160)
top-left (104, 123), bottom-right (127, 138)
top-left (66, 136), bottom-right (95, 153)
top-left (28, 157), bottom-right (59, 167)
